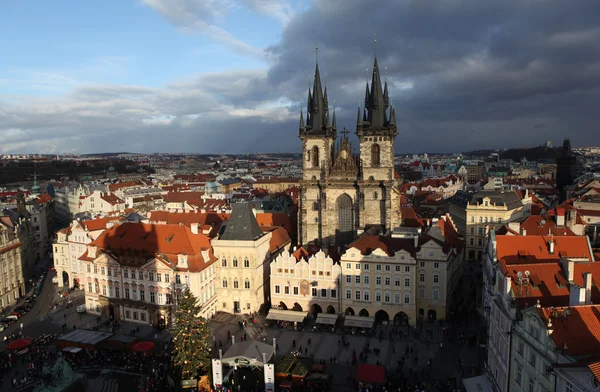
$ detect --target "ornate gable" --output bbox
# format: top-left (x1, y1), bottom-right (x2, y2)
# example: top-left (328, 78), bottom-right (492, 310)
top-left (330, 131), bottom-right (359, 178)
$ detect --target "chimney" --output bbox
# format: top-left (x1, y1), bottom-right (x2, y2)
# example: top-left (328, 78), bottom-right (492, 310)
top-left (414, 234), bottom-right (419, 248)
top-left (191, 223), bottom-right (199, 234)
top-left (566, 259), bottom-right (574, 282)
top-left (584, 272), bottom-right (593, 305)
top-left (548, 239), bottom-right (555, 254)
top-left (521, 228), bottom-right (526, 236)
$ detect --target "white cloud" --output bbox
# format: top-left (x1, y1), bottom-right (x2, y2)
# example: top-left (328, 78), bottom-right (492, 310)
top-left (141, 0), bottom-right (263, 59)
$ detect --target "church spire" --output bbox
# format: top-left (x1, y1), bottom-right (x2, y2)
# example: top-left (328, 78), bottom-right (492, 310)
top-left (302, 46), bottom-right (335, 138)
top-left (332, 106), bottom-right (337, 130)
top-left (367, 56), bottom-right (386, 127)
top-left (299, 109), bottom-right (305, 133)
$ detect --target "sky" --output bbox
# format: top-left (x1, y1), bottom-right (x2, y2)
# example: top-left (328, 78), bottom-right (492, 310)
top-left (1, 0), bottom-right (599, 155)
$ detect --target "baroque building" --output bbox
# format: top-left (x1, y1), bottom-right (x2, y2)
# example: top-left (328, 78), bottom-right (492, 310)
top-left (298, 54), bottom-right (401, 246)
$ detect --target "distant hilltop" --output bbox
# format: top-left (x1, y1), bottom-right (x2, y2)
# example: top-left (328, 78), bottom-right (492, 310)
top-left (462, 146), bottom-right (560, 162)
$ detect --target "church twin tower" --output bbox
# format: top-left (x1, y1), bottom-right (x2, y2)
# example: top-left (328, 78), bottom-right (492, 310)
top-left (298, 53), bottom-right (401, 246)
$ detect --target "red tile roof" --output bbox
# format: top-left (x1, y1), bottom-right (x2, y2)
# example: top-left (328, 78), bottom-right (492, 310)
top-left (100, 193), bottom-right (124, 206)
top-left (496, 236), bottom-right (592, 267)
top-left (82, 217), bottom-right (121, 232)
top-left (518, 215), bottom-right (576, 236)
top-left (588, 361), bottom-right (600, 383)
top-left (538, 306), bottom-right (600, 356)
top-left (148, 210), bottom-right (229, 238)
top-left (84, 222), bottom-right (215, 272)
top-left (264, 226), bottom-right (291, 254)
top-left (401, 207), bottom-right (427, 228)
top-left (34, 193), bottom-right (53, 204)
top-left (255, 212), bottom-right (295, 238)
top-left (164, 191), bottom-right (205, 204)
top-left (349, 234), bottom-right (417, 257)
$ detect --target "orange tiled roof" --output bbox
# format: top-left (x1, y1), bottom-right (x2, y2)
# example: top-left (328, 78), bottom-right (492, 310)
top-left (589, 361), bottom-right (600, 383)
top-left (255, 212), bottom-right (295, 237)
top-left (349, 234), bottom-right (417, 257)
top-left (264, 226), bottom-right (291, 254)
top-left (519, 216), bottom-right (576, 236)
top-left (147, 210), bottom-right (229, 238)
top-left (85, 222), bottom-right (215, 272)
top-left (164, 191), bottom-right (205, 203)
top-left (401, 207), bottom-right (427, 228)
top-left (82, 217), bottom-right (121, 232)
top-left (538, 305), bottom-right (600, 356)
top-left (100, 193), bottom-right (124, 206)
top-left (34, 193), bottom-right (53, 204)
top-left (496, 236), bottom-right (592, 267)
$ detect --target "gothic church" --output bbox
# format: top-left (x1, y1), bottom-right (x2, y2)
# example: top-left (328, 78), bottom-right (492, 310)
top-left (298, 53), bottom-right (401, 246)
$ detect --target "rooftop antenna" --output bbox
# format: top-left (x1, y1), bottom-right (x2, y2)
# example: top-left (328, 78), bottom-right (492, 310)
top-left (315, 44), bottom-right (319, 64)
top-left (384, 66), bottom-right (388, 83)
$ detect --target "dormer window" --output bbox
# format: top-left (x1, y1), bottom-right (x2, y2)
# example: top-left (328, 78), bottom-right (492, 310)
top-left (177, 254), bottom-right (189, 269)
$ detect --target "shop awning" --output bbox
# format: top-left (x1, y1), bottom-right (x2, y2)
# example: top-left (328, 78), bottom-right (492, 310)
top-left (315, 313), bottom-right (337, 325)
top-left (343, 315), bottom-right (374, 329)
top-left (462, 375), bottom-right (493, 392)
top-left (6, 338), bottom-right (32, 350)
top-left (266, 309), bottom-right (307, 323)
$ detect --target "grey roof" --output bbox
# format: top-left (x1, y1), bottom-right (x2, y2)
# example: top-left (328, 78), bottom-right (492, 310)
top-left (448, 191), bottom-right (474, 209)
top-left (218, 178), bottom-right (241, 186)
top-left (449, 190), bottom-right (522, 210)
top-left (57, 329), bottom-right (112, 345)
top-left (221, 340), bottom-right (274, 363)
top-left (219, 202), bottom-right (265, 241)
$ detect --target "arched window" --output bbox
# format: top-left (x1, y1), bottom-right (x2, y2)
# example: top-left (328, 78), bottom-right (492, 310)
top-left (233, 279), bottom-right (239, 289)
top-left (306, 151), bottom-right (311, 162)
top-left (222, 279), bottom-right (228, 288)
top-left (244, 279), bottom-right (250, 289)
top-left (232, 258), bottom-right (238, 267)
top-left (221, 258), bottom-right (227, 267)
top-left (243, 258), bottom-right (250, 268)
top-left (371, 144), bottom-right (380, 166)
top-left (374, 192), bottom-right (378, 200)
top-left (312, 146), bottom-right (319, 168)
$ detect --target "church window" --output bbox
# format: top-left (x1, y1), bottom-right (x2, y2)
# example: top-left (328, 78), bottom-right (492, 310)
top-left (369, 176), bottom-right (375, 181)
top-left (312, 146), bottom-right (319, 168)
top-left (307, 151), bottom-right (311, 161)
top-left (374, 192), bottom-right (378, 200)
top-left (371, 144), bottom-right (381, 166)
top-left (313, 202), bottom-right (319, 210)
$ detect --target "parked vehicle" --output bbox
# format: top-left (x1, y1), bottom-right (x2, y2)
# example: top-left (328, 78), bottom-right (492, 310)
top-left (76, 305), bottom-right (86, 314)
top-left (5, 315), bottom-right (18, 322)
top-left (52, 276), bottom-right (59, 284)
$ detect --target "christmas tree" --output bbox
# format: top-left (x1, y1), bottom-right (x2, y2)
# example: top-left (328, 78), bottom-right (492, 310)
top-left (171, 288), bottom-right (212, 379)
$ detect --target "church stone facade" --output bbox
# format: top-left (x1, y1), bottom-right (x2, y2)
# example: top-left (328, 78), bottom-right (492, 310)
top-left (299, 55), bottom-right (401, 246)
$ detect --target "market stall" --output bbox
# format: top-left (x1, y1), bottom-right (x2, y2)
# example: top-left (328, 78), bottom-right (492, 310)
top-left (221, 340), bottom-right (274, 369)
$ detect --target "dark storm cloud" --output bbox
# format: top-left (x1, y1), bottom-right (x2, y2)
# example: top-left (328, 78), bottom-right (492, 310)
top-left (1, 0), bottom-right (599, 154)
top-left (264, 0), bottom-right (600, 151)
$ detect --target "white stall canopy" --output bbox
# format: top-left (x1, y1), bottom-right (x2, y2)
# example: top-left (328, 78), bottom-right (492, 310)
top-left (266, 309), bottom-right (308, 323)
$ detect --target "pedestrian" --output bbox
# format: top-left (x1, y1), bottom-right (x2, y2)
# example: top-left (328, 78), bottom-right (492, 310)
top-left (305, 347), bottom-right (308, 355)
top-left (292, 339), bottom-right (296, 349)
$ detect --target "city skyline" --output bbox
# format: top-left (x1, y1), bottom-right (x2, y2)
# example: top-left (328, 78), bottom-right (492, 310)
top-left (1, 0), bottom-right (599, 154)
